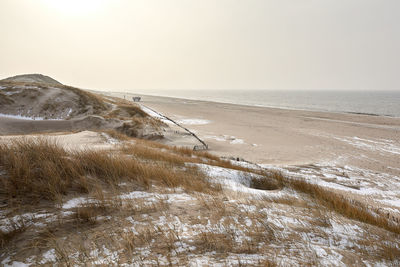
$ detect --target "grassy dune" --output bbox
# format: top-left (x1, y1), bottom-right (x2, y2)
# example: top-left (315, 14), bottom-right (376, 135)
top-left (0, 137), bottom-right (399, 265)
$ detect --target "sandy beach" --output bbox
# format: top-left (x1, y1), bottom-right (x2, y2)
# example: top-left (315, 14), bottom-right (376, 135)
top-left (112, 93), bottom-right (399, 166)
top-left (107, 92), bottom-right (400, 212)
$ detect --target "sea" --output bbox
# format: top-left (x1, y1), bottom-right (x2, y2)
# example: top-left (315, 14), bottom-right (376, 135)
top-left (136, 90), bottom-right (400, 117)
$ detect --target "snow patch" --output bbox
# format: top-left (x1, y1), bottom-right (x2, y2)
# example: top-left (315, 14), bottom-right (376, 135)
top-left (140, 105), bottom-right (163, 119)
top-left (334, 135), bottom-right (400, 155)
top-left (62, 197), bottom-right (90, 209)
top-left (40, 249), bottom-right (56, 264)
top-left (0, 113), bottom-right (61, 121)
top-left (119, 190), bottom-right (196, 204)
top-left (140, 105), bottom-right (174, 124)
top-left (230, 138), bottom-right (245, 144)
top-left (100, 132), bottom-right (119, 145)
top-left (203, 135), bottom-right (227, 142)
top-left (1, 257), bottom-right (30, 267)
top-left (203, 134), bottom-right (245, 144)
top-left (0, 213), bottom-right (56, 233)
top-left (379, 199), bottom-right (400, 208)
top-left (195, 163), bottom-right (282, 198)
top-left (176, 119), bottom-right (211, 125)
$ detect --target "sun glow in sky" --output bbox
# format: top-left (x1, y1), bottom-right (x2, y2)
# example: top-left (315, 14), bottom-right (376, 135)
top-left (42, 0), bottom-right (106, 16)
top-left (0, 0), bottom-right (399, 91)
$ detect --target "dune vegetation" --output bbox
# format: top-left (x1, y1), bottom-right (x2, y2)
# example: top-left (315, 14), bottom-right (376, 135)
top-left (1, 135), bottom-right (399, 266)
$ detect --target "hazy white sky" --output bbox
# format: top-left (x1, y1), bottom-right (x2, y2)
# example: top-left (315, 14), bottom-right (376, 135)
top-left (0, 0), bottom-right (399, 91)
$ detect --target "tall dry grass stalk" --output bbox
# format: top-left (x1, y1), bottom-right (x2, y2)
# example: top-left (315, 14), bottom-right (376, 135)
top-left (61, 85), bottom-right (108, 114)
top-left (117, 104), bottom-right (148, 118)
top-left (0, 138), bottom-right (219, 204)
top-left (0, 138), bottom-right (84, 201)
top-left (123, 140), bottom-right (265, 174)
top-left (273, 171), bottom-right (400, 234)
top-left (0, 217), bottom-right (27, 248)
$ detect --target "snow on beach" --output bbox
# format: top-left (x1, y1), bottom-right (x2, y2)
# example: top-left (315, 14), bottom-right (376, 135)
top-left (139, 104), bottom-right (174, 125)
top-left (62, 197), bottom-right (92, 209)
top-left (139, 103), bottom-right (399, 213)
top-left (2, 160), bottom-right (399, 266)
top-left (175, 119), bottom-right (211, 125)
top-left (333, 135), bottom-right (400, 155)
top-left (100, 132), bottom-right (120, 145)
top-left (204, 134), bottom-right (246, 145)
top-left (140, 104), bottom-right (211, 126)
top-left (309, 131), bottom-right (400, 158)
top-left (0, 113), bottom-right (51, 121)
top-left (139, 105), bottom-right (164, 120)
top-left (230, 138), bottom-right (245, 144)
top-left (195, 163), bottom-right (285, 199)
top-left (260, 161), bottom-right (400, 214)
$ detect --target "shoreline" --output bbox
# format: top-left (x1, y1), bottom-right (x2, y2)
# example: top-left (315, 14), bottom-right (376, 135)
top-left (105, 91), bottom-right (399, 119)
top-left (105, 91), bottom-right (400, 133)
top-left (107, 92), bottom-right (400, 161)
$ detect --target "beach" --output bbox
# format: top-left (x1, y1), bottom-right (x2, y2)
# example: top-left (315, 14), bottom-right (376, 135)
top-left (107, 92), bottom-right (400, 213)
top-left (3, 0), bottom-right (400, 263)
top-left (111, 93), bottom-right (399, 166)
top-left (1, 83), bottom-right (400, 265)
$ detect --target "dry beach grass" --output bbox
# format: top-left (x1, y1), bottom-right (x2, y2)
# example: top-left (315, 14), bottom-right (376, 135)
top-left (1, 137), bottom-right (400, 265)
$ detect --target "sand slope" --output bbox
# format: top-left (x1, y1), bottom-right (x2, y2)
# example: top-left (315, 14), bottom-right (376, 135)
top-left (0, 74), bottom-right (166, 138)
top-left (0, 81), bottom-right (108, 120)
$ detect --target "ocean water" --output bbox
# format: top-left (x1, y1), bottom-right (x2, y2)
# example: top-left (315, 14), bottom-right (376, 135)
top-left (138, 90), bottom-right (400, 117)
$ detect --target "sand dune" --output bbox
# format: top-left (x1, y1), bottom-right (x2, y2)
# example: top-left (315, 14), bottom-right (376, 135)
top-left (0, 75), bottom-right (165, 139)
top-left (0, 73), bottom-right (62, 85)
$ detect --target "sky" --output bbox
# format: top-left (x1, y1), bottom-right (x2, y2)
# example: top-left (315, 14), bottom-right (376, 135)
top-left (0, 0), bottom-right (399, 91)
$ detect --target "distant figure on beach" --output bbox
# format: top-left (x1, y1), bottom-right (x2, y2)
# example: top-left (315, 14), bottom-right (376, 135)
top-left (132, 97), bottom-right (141, 102)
